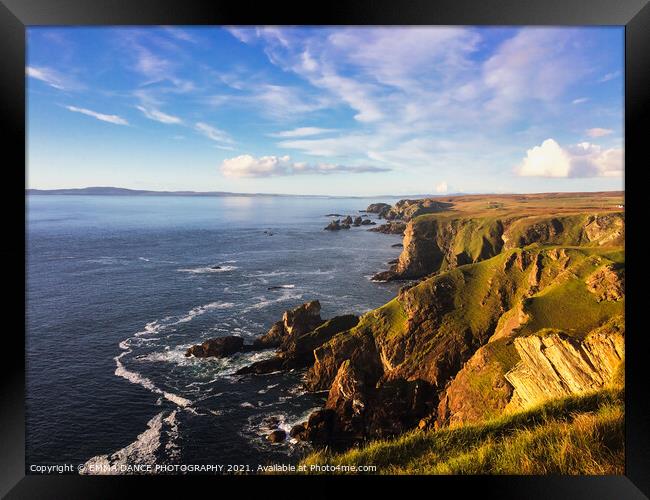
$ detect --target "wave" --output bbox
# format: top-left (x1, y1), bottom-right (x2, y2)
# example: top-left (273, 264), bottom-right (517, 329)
top-left (177, 302), bottom-right (235, 323)
top-left (81, 411), bottom-right (167, 474)
top-left (241, 291), bottom-right (304, 313)
top-left (114, 352), bottom-right (192, 408)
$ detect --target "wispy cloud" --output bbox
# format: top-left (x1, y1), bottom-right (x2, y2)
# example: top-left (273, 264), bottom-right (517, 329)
top-left (599, 71), bottom-right (621, 83)
top-left (482, 29), bottom-right (587, 121)
top-left (586, 127), bottom-right (613, 138)
top-left (220, 154), bottom-right (390, 178)
top-left (136, 105), bottom-right (182, 124)
top-left (516, 138), bottom-right (622, 178)
top-left (269, 127), bottom-right (335, 138)
top-left (572, 97), bottom-right (589, 105)
top-left (207, 84), bottom-right (332, 121)
top-left (162, 27), bottom-right (198, 43)
top-left (194, 122), bottom-right (234, 144)
top-left (65, 105), bottom-right (128, 125)
top-left (27, 66), bottom-right (77, 91)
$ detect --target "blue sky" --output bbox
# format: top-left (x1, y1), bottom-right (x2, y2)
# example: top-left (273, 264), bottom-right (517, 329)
top-left (27, 26), bottom-right (624, 195)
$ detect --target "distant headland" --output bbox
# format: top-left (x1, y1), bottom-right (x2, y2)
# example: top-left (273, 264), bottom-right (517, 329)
top-left (25, 186), bottom-right (465, 199)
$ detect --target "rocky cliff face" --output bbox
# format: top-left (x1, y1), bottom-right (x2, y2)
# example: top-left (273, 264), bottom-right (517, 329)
top-left (392, 212), bottom-right (624, 280)
top-left (504, 324), bottom-right (624, 412)
top-left (302, 240), bottom-right (624, 443)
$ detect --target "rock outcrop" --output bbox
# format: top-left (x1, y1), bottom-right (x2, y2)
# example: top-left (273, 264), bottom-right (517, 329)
top-left (383, 199), bottom-right (453, 221)
top-left (365, 203), bottom-right (391, 217)
top-left (504, 323), bottom-right (624, 412)
top-left (369, 221), bottom-right (407, 234)
top-left (384, 212), bottom-right (625, 282)
top-left (325, 220), bottom-right (350, 231)
top-left (237, 302), bottom-right (359, 375)
top-left (585, 264), bottom-right (624, 302)
top-left (185, 336), bottom-right (245, 358)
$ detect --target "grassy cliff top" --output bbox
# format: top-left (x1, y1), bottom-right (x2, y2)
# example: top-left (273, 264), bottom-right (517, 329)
top-left (300, 387), bottom-right (624, 475)
top-left (411, 191), bottom-right (624, 221)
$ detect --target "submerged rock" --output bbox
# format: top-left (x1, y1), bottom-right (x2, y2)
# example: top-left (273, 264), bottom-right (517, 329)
top-left (371, 270), bottom-right (400, 282)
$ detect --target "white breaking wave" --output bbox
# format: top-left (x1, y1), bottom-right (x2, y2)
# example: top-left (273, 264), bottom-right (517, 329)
top-left (176, 302), bottom-right (235, 323)
top-left (81, 412), bottom-right (166, 475)
top-left (241, 291), bottom-right (304, 313)
top-left (113, 299), bottom-right (240, 410)
top-left (114, 352), bottom-right (191, 408)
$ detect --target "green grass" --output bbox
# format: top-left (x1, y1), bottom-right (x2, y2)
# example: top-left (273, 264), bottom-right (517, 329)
top-left (299, 388), bottom-right (624, 475)
top-left (519, 249), bottom-right (624, 337)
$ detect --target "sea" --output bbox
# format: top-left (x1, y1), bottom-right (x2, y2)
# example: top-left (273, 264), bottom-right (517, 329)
top-left (25, 195), bottom-right (403, 473)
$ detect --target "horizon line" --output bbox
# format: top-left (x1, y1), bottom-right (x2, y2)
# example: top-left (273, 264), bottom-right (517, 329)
top-left (25, 186), bottom-right (625, 199)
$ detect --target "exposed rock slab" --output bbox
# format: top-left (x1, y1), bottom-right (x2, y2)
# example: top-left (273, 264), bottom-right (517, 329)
top-left (504, 326), bottom-right (624, 412)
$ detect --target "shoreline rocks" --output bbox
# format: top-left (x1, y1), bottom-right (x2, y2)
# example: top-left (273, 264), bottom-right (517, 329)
top-left (267, 429), bottom-right (287, 443)
top-left (236, 301), bottom-right (359, 375)
top-left (185, 336), bottom-right (245, 358)
top-left (369, 221), bottom-right (406, 235)
top-left (324, 219), bottom-right (351, 231)
top-left (366, 203), bottom-right (392, 218)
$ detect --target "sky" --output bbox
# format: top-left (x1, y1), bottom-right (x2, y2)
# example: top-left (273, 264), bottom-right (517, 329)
top-left (27, 26), bottom-right (624, 196)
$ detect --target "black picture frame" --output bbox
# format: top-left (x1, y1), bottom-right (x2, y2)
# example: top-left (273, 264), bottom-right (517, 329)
top-left (2, 0), bottom-right (648, 498)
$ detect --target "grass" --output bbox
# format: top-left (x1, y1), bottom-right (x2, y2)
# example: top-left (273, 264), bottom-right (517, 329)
top-left (519, 248), bottom-right (624, 337)
top-left (299, 388), bottom-right (624, 475)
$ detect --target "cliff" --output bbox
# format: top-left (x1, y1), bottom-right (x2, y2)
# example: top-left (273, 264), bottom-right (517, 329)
top-left (295, 192), bottom-right (625, 450)
top-left (391, 212), bottom-right (624, 280)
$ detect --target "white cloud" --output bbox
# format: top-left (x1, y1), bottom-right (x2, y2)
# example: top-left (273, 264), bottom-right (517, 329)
top-left (269, 127), bottom-right (335, 138)
top-left (435, 181), bottom-right (448, 193)
top-left (219, 154), bottom-right (390, 178)
top-left (207, 84), bottom-right (331, 121)
top-left (65, 105), bottom-right (128, 125)
top-left (516, 138), bottom-right (623, 178)
top-left (195, 122), bottom-right (234, 144)
top-left (136, 105), bottom-right (182, 124)
top-left (586, 127), bottom-right (613, 138)
top-left (27, 66), bottom-right (73, 90)
top-left (277, 134), bottom-right (376, 157)
top-left (572, 97), bottom-right (589, 104)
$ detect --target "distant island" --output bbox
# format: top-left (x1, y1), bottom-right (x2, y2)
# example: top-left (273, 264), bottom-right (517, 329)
top-left (26, 186), bottom-right (465, 199)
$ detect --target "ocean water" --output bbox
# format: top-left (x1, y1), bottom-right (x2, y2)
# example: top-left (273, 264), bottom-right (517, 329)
top-left (26, 195), bottom-right (403, 472)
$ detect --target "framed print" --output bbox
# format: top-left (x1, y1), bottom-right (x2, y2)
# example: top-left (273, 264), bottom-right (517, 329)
top-left (1, 0), bottom-right (648, 497)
